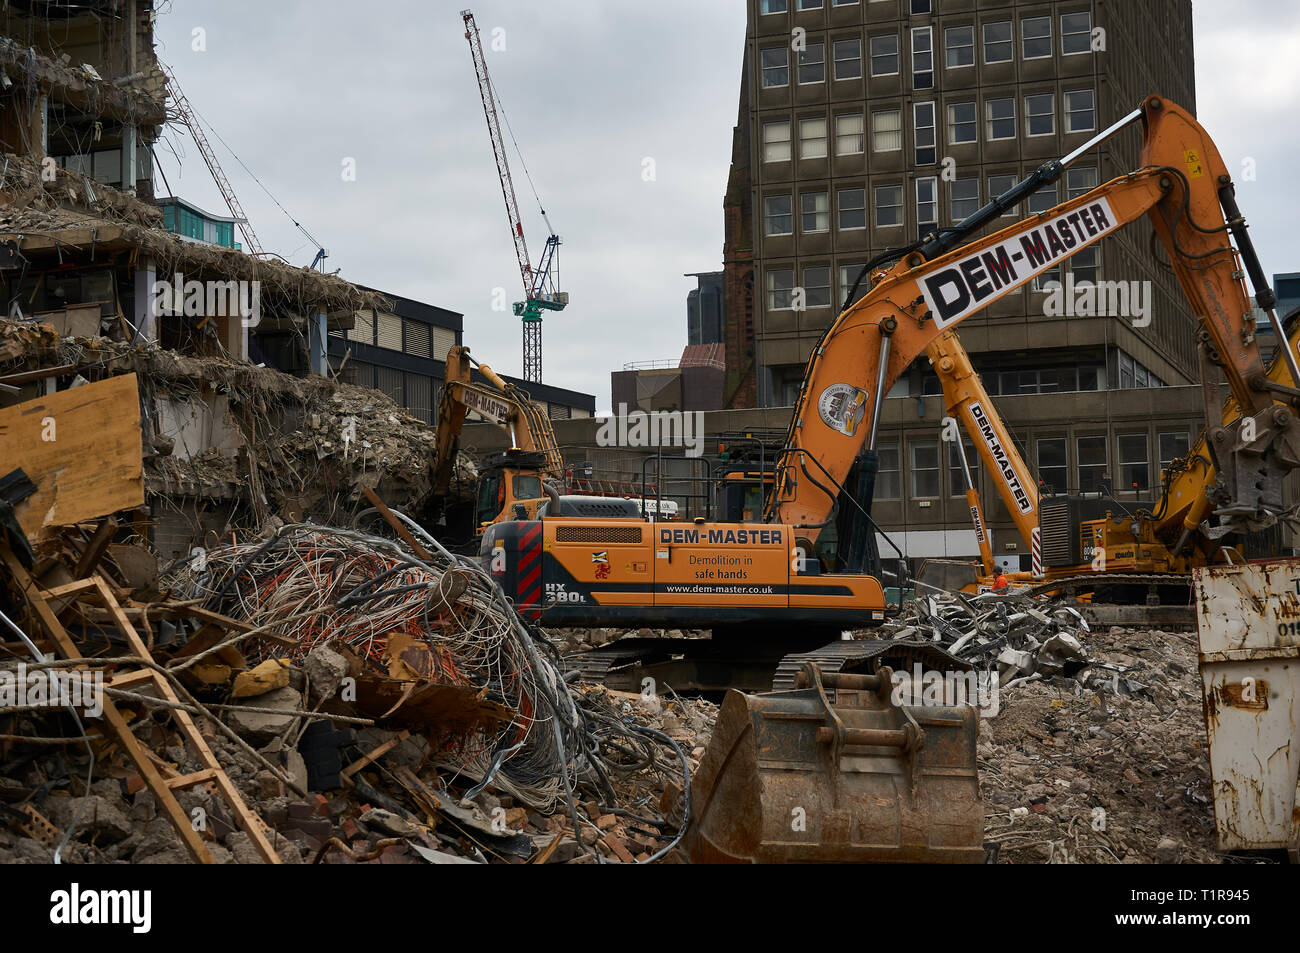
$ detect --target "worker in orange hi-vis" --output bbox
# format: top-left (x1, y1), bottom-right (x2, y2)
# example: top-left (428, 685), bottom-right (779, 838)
top-left (993, 571), bottom-right (1010, 593)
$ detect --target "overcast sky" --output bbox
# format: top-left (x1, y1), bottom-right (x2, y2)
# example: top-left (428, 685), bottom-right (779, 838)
top-left (153, 0), bottom-right (1300, 412)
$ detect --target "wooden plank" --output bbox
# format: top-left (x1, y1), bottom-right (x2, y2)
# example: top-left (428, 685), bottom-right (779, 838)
top-left (41, 577), bottom-right (99, 599)
top-left (0, 373), bottom-right (143, 542)
top-left (166, 768), bottom-right (220, 790)
top-left (0, 363), bottom-right (78, 386)
top-left (73, 518), bottom-right (118, 578)
top-left (362, 486), bottom-right (433, 561)
top-left (340, 729), bottom-right (410, 780)
top-left (107, 668), bottom-right (157, 689)
top-left (0, 547), bottom-right (215, 864)
top-left (90, 578), bottom-right (281, 865)
top-left (181, 606), bottom-right (298, 648)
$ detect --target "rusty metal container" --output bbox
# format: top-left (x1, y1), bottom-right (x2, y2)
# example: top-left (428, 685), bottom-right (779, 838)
top-left (682, 663), bottom-right (983, 863)
top-left (1192, 558), bottom-right (1300, 856)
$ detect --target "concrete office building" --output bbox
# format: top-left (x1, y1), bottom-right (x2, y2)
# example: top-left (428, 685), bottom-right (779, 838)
top-left (724, 0), bottom-right (1210, 569)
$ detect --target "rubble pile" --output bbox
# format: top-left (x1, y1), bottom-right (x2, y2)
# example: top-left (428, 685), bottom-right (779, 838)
top-left (978, 625), bottom-right (1221, 864)
top-left (879, 589), bottom-right (1092, 685)
top-left (0, 318), bottom-right (468, 522)
top-left (0, 517), bottom-right (699, 865)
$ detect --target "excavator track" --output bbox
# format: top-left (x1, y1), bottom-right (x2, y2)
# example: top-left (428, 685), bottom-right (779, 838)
top-left (1021, 573), bottom-right (1196, 628)
top-left (1023, 572), bottom-right (1193, 597)
top-left (770, 639), bottom-right (972, 691)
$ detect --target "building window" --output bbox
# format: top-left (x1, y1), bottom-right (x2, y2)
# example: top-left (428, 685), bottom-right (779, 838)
top-left (916, 177), bottom-right (938, 227)
top-left (1118, 434), bottom-right (1150, 493)
top-left (877, 441), bottom-right (900, 499)
top-left (945, 25), bottom-right (974, 68)
top-left (948, 441), bottom-right (979, 496)
top-left (989, 173), bottom-right (1018, 215)
top-left (1061, 11), bottom-right (1092, 55)
top-left (950, 177), bottom-right (979, 222)
top-left (947, 101), bottom-right (977, 144)
top-left (1037, 437), bottom-right (1068, 493)
top-left (1022, 16), bottom-right (1052, 59)
top-left (767, 268), bottom-right (795, 310)
top-left (983, 21), bottom-right (1012, 63)
top-left (802, 191), bottom-right (830, 232)
top-left (1119, 351), bottom-right (1135, 388)
top-left (911, 0), bottom-right (931, 13)
top-left (1028, 183), bottom-right (1058, 215)
top-left (834, 38), bottom-right (862, 80)
top-left (403, 320), bottom-right (432, 358)
top-left (761, 48), bottom-right (789, 87)
top-left (799, 117), bottom-right (828, 158)
top-left (913, 102), bottom-right (936, 164)
top-left (1067, 167), bottom-right (1100, 279)
top-left (1077, 435), bottom-right (1108, 492)
top-left (376, 311), bottom-right (403, 350)
top-left (798, 0), bottom-right (824, 8)
top-left (875, 185), bottom-right (904, 227)
top-left (870, 34), bottom-right (900, 76)
top-left (761, 0), bottom-right (788, 13)
top-left (871, 109), bottom-right (901, 152)
top-left (838, 187), bottom-right (867, 229)
top-left (910, 441), bottom-right (941, 498)
top-left (1158, 431), bottom-right (1190, 471)
top-left (1073, 247), bottom-right (1099, 284)
top-left (1025, 93), bottom-right (1055, 136)
top-left (1118, 352), bottom-right (1160, 389)
top-left (765, 195), bottom-right (793, 235)
top-left (833, 0), bottom-right (859, 5)
top-left (347, 309), bottom-right (375, 345)
top-left (1066, 166), bottom-right (1098, 199)
top-left (911, 26), bottom-right (933, 89)
top-left (803, 266), bottom-right (832, 308)
top-left (985, 97), bottom-right (1015, 139)
top-left (763, 121), bottom-right (791, 162)
top-left (836, 113), bottom-right (865, 154)
top-left (1030, 183), bottom-right (1060, 288)
top-left (840, 263), bottom-right (868, 306)
top-left (799, 42), bottom-right (826, 84)
top-left (1064, 89), bottom-right (1095, 133)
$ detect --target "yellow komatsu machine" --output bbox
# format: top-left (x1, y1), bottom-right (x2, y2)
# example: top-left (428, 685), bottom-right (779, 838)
top-left (480, 97), bottom-right (1299, 862)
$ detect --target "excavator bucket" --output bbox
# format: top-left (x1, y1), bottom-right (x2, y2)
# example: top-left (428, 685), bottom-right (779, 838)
top-left (681, 663), bottom-right (984, 863)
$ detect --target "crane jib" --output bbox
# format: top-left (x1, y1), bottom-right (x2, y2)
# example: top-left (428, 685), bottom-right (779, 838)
top-left (921, 197), bottom-right (1118, 328)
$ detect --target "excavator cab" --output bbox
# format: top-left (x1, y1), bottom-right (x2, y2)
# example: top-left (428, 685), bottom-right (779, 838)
top-left (474, 451), bottom-right (549, 536)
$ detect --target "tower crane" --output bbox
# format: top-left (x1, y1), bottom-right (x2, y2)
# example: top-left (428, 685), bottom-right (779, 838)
top-left (461, 9), bottom-right (567, 383)
top-left (159, 63), bottom-right (263, 258)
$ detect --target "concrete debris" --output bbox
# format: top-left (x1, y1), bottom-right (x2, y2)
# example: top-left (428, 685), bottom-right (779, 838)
top-left (877, 589), bottom-right (1094, 684)
top-left (0, 318), bottom-right (478, 539)
top-left (0, 509), bottom-right (697, 864)
top-left (978, 625), bottom-right (1230, 864)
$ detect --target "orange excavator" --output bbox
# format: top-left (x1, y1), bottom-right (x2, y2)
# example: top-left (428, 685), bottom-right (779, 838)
top-left (481, 97), bottom-right (1298, 861)
top-left (488, 96), bottom-right (1297, 641)
top-left (431, 345), bottom-right (566, 542)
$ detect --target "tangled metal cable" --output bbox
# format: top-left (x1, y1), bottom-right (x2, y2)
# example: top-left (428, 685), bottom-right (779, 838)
top-left (167, 520), bottom-right (691, 860)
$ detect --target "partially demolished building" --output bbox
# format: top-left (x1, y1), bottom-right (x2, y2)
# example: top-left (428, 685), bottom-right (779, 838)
top-left (0, 1), bottom-right (445, 557)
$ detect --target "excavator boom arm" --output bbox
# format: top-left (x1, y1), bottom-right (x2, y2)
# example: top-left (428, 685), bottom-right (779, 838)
top-left (769, 97), bottom-right (1294, 548)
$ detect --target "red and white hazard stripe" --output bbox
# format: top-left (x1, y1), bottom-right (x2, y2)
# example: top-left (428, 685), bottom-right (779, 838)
top-left (1031, 526), bottom-right (1044, 579)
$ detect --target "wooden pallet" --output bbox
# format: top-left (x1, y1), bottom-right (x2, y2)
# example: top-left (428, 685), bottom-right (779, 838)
top-left (1, 548), bottom-right (281, 864)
